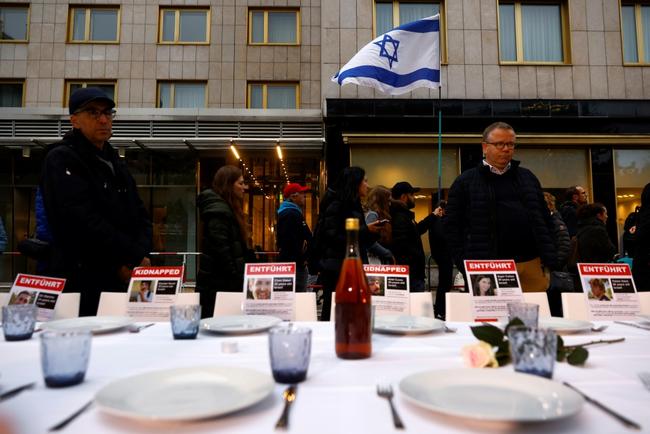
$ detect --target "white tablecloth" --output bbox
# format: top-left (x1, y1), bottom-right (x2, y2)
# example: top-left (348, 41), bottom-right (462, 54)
top-left (1, 321), bottom-right (649, 434)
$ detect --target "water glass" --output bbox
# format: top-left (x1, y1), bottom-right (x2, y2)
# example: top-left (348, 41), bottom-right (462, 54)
top-left (269, 324), bottom-right (312, 384)
top-left (170, 304), bottom-right (201, 339)
top-left (2, 305), bottom-right (37, 341)
top-left (508, 326), bottom-right (557, 379)
top-left (507, 302), bottom-right (539, 327)
top-left (40, 330), bottom-right (92, 387)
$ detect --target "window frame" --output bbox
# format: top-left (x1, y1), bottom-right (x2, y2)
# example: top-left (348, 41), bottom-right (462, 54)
top-left (0, 4), bottom-right (30, 43)
top-left (497, 0), bottom-right (571, 65)
top-left (620, 2), bottom-right (650, 65)
top-left (372, 0), bottom-right (447, 63)
top-left (246, 82), bottom-right (300, 109)
top-left (156, 81), bottom-right (208, 108)
top-left (157, 7), bottom-right (210, 45)
top-left (247, 8), bottom-right (301, 46)
top-left (64, 80), bottom-right (118, 107)
top-left (67, 5), bottom-right (120, 44)
top-left (0, 79), bottom-right (25, 106)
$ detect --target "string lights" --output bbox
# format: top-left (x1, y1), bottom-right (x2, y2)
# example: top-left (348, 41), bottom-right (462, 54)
top-left (276, 142), bottom-right (290, 185)
top-left (230, 142), bottom-right (271, 199)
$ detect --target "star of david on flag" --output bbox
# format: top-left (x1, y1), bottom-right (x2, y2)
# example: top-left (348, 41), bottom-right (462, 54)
top-left (332, 15), bottom-right (441, 95)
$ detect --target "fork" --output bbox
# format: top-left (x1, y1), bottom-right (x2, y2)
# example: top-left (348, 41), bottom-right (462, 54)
top-left (128, 323), bottom-right (154, 333)
top-left (638, 372), bottom-right (650, 392)
top-left (376, 384), bottom-right (405, 429)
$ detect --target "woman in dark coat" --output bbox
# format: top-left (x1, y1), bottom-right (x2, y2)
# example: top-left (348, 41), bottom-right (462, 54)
top-left (196, 165), bottom-right (249, 317)
top-left (576, 203), bottom-right (617, 264)
top-left (318, 166), bottom-right (381, 320)
top-left (633, 183), bottom-right (650, 291)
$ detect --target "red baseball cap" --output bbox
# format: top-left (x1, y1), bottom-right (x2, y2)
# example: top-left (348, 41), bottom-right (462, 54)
top-left (283, 183), bottom-right (310, 197)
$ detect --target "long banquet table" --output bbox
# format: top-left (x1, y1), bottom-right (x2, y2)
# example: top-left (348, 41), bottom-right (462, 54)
top-left (1, 321), bottom-right (650, 434)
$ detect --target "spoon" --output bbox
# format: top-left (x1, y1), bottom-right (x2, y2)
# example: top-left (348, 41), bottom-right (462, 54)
top-left (591, 325), bottom-right (608, 332)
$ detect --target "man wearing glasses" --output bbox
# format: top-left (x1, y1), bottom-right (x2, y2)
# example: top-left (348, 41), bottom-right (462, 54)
top-left (41, 88), bottom-right (152, 316)
top-left (443, 122), bottom-right (557, 292)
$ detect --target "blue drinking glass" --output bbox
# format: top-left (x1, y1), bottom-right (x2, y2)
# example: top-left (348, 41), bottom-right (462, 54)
top-left (40, 330), bottom-right (92, 388)
top-left (508, 326), bottom-right (557, 379)
top-left (269, 324), bottom-right (312, 384)
top-left (170, 304), bottom-right (201, 339)
top-left (2, 305), bottom-right (37, 341)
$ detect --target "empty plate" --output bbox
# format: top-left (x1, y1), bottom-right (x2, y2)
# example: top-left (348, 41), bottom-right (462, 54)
top-left (200, 315), bottom-right (282, 335)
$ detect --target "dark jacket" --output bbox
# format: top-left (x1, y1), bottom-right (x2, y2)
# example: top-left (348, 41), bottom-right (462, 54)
top-left (559, 200), bottom-right (579, 237)
top-left (576, 217), bottom-right (617, 264)
top-left (550, 211), bottom-right (571, 270)
top-left (196, 189), bottom-right (248, 295)
top-left (389, 200), bottom-right (433, 281)
top-left (443, 160), bottom-right (557, 271)
top-left (633, 183), bottom-right (650, 291)
top-left (319, 198), bottom-right (378, 271)
top-left (41, 129), bottom-right (152, 315)
top-left (277, 200), bottom-right (312, 264)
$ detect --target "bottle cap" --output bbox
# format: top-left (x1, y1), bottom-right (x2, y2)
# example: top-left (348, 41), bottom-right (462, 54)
top-left (345, 218), bottom-right (359, 231)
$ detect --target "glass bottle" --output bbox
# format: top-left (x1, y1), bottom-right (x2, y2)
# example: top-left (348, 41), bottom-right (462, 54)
top-left (335, 218), bottom-right (372, 359)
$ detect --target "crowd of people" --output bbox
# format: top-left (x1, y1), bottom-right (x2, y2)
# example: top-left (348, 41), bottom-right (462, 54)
top-left (20, 88), bottom-right (650, 320)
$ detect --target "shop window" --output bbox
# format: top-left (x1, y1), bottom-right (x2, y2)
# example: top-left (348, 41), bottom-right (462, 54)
top-left (0, 81), bottom-right (24, 107)
top-left (159, 8), bottom-right (209, 44)
top-left (0, 5), bottom-right (29, 42)
top-left (249, 9), bottom-right (299, 45)
top-left (68, 6), bottom-right (119, 43)
top-left (157, 81), bottom-right (206, 108)
top-left (614, 149), bottom-right (650, 253)
top-left (498, 1), bottom-right (569, 63)
top-left (621, 3), bottom-right (650, 64)
top-left (65, 81), bottom-right (116, 106)
top-left (247, 82), bottom-right (299, 109)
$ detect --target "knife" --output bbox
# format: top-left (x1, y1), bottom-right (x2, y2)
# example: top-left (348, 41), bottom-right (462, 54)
top-left (0, 382), bottom-right (36, 402)
top-left (563, 382), bottom-right (641, 430)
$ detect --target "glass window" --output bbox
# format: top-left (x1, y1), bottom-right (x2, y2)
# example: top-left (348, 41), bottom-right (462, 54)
top-left (375, 1), bottom-right (440, 35)
top-left (157, 82), bottom-right (206, 108)
top-left (65, 81), bottom-right (116, 106)
top-left (247, 83), bottom-right (299, 109)
top-left (68, 7), bottom-right (119, 42)
top-left (248, 9), bottom-right (299, 44)
top-left (498, 1), bottom-right (567, 63)
top-left (0, 6), bottom-right (29, 41)
top-left (159, 8), bottom-right (209, 43)
top-left (614, 149), bottom-right (650, 253)
top-left (0, 81), bottom-right (24, 107)
top-left (621, 3), bottom-right (650, 64)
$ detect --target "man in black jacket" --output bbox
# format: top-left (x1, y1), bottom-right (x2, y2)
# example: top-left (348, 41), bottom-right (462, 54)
top-left (559, 185), bottom-right (588, 237)
top-left (277, 183), bottom-right (312, 292)
top-left (443, 122), bottom-right (557, 292)
top-left (42, 88), bottom-right (152, 316)
top-left (390, 182), bottom-right (434, 292)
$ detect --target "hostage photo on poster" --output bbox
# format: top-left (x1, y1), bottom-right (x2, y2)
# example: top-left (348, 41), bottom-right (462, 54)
top-left (127, 266), bottom-right (184, 321)
top-left (577, 263), bottom-right (640, 320)
top-left (465, 260), bottom-right (524, 322)
top-left (363, 264), bottom-right (410, 315)
top-left (243, 263), bottom-right (296, 320)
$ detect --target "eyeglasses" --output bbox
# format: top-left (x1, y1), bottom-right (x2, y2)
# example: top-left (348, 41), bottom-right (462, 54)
top-left (75, 108), bottom-right (116, 120)
top-left (485, 141), bottom-right (516, 150)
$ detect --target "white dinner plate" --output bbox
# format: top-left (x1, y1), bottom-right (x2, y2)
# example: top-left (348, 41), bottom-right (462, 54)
top-left (41, 316), bottom-right (133, 334)
top-left (200, 315), bottom-right (282, 335)
top-left (374, 315), bottom-right (445, 335)
top-left (95, 366), bottom-right (274, 422)
top-left (539, 317), bottom-right (593, 334)
top-left (636, 314), bottom-right (650, 324)
top-left (399, 369), bottom-right (584, 422)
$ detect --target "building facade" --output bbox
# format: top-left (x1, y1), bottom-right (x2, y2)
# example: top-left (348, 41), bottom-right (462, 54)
top-left (1, 0), bottom-right (649, 286)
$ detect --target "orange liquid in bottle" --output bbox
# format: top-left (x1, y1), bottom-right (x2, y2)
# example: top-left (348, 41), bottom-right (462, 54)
top-left (335, 219), bottom-right (372, 359)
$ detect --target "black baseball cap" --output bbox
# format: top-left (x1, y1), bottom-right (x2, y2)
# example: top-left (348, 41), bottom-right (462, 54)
top-left (69, 87), bottom-right (115, 114)
top-left (391, 181), bottom-right (420, 199)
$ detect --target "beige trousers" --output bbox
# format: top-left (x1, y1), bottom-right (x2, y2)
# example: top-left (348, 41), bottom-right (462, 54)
top-left (516, 257), bottom-right (550, 292)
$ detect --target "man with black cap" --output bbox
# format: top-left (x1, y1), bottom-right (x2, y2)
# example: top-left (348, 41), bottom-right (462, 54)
top-left (389, 181), bottom-right (434, 292)
top-left (277, 183), bottom-right (312, 292)
top-left (41, 87), bottom-right (152, 316)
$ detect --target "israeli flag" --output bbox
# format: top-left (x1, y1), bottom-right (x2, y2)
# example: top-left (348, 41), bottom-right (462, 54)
top-left (332, 15), bottom-right (441, 95)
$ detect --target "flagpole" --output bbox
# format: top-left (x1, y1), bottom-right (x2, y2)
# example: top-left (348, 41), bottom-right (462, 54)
top-left (437, 88), bottom-right (442, 204)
